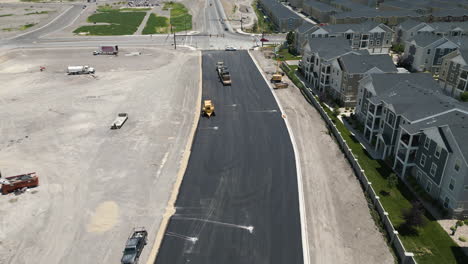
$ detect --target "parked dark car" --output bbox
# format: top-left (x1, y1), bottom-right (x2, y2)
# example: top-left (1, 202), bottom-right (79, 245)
top-left (121, 228), bottom-right (148, 264)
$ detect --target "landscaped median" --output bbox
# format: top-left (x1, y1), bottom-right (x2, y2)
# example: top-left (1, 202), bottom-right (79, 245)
top-left (142, 13), bottom-right (169, 34)
top-left (281, 63), bottom-right (468, 264)
top-left (163, 2), bottom-right (192, 33)
top-left (73, 6), bottom-right (146, 35)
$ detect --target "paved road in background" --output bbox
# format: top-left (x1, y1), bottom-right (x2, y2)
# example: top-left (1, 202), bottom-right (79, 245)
top-left (155, 51), bottom-right (303, 264)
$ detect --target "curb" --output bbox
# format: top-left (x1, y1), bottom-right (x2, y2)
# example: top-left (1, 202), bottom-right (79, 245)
top-left (247, 50), bottom-right (311, 264)
top-left (145, 50), bottom-right (203, 264)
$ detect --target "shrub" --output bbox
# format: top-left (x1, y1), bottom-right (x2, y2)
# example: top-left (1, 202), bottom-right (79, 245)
top-left (332, 108), bottom-right (340, 118)
top-left (459, 236), bottom-right (467, 242)
top-left (464, 219), bottom-right (468, 225)
top-left (451, 226), bottom-right (457, 232)
top-left (460, 92), bottom-right (468, 102)
top-left (457, 220), bottom-right (464, 227)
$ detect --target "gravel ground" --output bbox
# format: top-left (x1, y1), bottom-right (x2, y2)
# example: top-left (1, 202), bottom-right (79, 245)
top-left (0, 47), bottom-right (200, 264)
top-left (439, 220), bottom-right (468, 250)
top-left (251, 50), bottom-right (394, 264)
top-left (219, 0), bottom-right (256, 30)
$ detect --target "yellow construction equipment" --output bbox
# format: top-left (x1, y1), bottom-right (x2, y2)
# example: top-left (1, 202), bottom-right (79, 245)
top-left (271, 60), bottom-right (288, 89)
top-left (202, 100), bottom-right (215, 117)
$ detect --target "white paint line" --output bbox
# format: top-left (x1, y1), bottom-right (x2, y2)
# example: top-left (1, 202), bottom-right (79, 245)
top-left (40, 5), bottom-right (87, 39)
top-left (8, 5), bottom-right (74, 40)
top-left (248, 50), bottom-right (311, 264)
top-left (172, 217), bottom-right (254, 233)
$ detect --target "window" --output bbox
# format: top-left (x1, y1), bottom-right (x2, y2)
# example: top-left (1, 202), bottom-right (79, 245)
top-left (426, 181), bottom-right (432, 193)
top-left (427, 49), bottom-right (431, 55)
top-left (465, 185), bottom-right (468, 191)
top-left (386, 40), bottom-right (389, 45)
top-left (424, 137), bottom-right (430, 150)
top-left (430, 163), bottom-right (437, 176)
top-left (449, 178), bottom-right (455, 191)
top-left (376, 40), bottom-right (380, 45)
top-left (444, 197), bottom-right (450, 208)
top-left (420, 154), bottom-right (427, 167)
top-left (435, 146), bottom-right (442, 159)
top-left (455, 159), bottom-right (461, 172)
top-left (370, 40), bottom-right (374, 45)
top-left (416, 170), bottom-right (422, 182)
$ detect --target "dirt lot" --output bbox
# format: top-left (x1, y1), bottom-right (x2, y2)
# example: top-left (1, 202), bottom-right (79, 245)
top-left (251, 50), bottom-right (394, 264)
top-left (0, 3), bottom-right (68, 39)
top-left (0, 47), bottom-right (200, 264)
top-left (219, 0), bottom-right (256, 30)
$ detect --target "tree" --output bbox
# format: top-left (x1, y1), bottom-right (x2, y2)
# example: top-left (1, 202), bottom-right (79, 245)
top-left (387, 173), bottom-right (398, 194)
top-left (286, 31), bottom-right (295, 46)
top-left (401, 201), bottom-right (427, 230)
top-left (460, 92), bottom-right (468, 102)
top-left (332, 107), bottom-right (340, 118)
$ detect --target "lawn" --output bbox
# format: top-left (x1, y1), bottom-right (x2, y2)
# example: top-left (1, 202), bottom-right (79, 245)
top-left (276, 48), bottom-right (301, 61)
top-left (73, 8), bottom-right (146, 35)
top-left (142, 13), bottom-right (169, 34)
top-left (163, 2), bottom-right (192, 33)
top-left (0, 14), bottom-right (13, 17)
top-left (281, 64), bottom-right (468, 264)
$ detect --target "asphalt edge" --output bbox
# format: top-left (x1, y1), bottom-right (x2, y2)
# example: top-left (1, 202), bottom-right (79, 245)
top-left (146, 50), bottom-right (203, 264)
top-left (247, 50), bottom-right (311, 264)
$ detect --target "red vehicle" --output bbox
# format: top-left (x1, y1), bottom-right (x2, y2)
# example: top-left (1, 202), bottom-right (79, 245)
top-left (1, 172), bottom-right (39, 195)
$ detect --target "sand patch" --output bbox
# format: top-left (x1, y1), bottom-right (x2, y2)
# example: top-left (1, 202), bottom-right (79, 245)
top-left (87, 201), bottom-right (119, 233)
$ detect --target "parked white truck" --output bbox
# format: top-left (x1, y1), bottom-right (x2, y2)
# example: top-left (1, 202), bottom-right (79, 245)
top-left (67, 65), bottom-right (95, 75)
top-left (111, 113), bottom-right (128, 129)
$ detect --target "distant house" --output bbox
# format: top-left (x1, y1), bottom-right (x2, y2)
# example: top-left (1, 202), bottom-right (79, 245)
top-left (394, 20), bottom-right (468, 44)
top-left (330, 9), bottom-right (424, 26)
top-left (293, 21), bottom-right (317, 54)
top-left (302, 0), bottom-right (339, 23)
top-left (439, 49), bottom-right (468, 98)
top-left (294, 21), bottom-right (394, 55)
top-left (402, 34), bottom-right (462, 74)
top-left (329, 53), bottom-right (397, 107)
top-left (299, 37), bottom-right (357, 93)
top-left (258, 0), bottom-right (304, 32)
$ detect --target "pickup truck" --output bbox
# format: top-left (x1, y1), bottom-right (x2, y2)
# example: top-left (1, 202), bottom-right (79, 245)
top-left (121, 228), bottom-right (148, 264)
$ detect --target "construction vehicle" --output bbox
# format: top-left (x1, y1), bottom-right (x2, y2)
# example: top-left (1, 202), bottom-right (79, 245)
top-left (111, 113), bottom-right (128, 129)
top-left (270, 60), bottom-right (288, 89)
top-left (216, 62), bottom-right (231, 85)
top-left (67, 65), bottom-right (95, 75)
top-left (121, 228), bottom-right (148, 264)
top-left (1, 172), bottom-right (39, 195)
top-left (93, 45), bottom-right (119, 55)
top-left (202, 100), bottom-right (215, 117)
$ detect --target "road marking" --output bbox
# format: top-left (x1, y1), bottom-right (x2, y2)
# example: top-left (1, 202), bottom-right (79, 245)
top-left (40, 5), bottom-right (87, 39)
top-left (154, 151), bottom-right (169, 183)
top-left (165, 232), bottom-right (198, 243)
top-left (8, 5), bottom-right (74, 40)
top-left (248, 50), bottom-right (311, 264)
top-left (199, 126), bottom-right (218, 130)
top-left (172, 216), bottom-right (254, 233)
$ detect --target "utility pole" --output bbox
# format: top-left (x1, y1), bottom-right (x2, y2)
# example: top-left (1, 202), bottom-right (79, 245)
top-left (261, 31), bottom-right (264, 47)
top-left (240, 17), bottom-right (244, 31)
top-left (171, 24), bottom-right (176, 50)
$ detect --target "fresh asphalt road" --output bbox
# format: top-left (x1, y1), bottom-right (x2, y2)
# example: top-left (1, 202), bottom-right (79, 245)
top-left (155, 51), bottom-right (303, 264)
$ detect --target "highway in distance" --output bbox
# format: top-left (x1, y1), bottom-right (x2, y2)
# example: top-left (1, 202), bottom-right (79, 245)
top-left (155, 50), bottom-right (303, 264)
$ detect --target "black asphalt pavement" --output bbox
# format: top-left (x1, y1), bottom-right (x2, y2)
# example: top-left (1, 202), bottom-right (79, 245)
top-left (155, 51), bottom-right (303, 264)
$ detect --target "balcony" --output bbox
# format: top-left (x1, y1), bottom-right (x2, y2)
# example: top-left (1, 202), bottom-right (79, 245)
top-left (401, 133), bottom-right (411, 146)
top-left (397, 146), bottom-right (407, 161)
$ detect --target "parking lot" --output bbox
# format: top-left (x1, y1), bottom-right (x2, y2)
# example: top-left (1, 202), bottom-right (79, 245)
top-left (0, 47), bottom-right (200, 264)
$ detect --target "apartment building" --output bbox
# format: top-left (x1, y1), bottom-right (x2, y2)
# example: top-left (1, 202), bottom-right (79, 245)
top-left (394, 20), bottom-right (468, 44)
top-left (329, 53), bottom-right (397, 106)
top-left (299, 37), bottom-right (357, 92)
top-left (402, 34), bottom-right (462, 73)
top-left (439, 49), bottom-right (468, 98)
top-left (302, 0), bottom-right (340, 23)
top-left (258, 0), bottom-right (304, 32)
top-left (294, 21), bottom-right (394, 54)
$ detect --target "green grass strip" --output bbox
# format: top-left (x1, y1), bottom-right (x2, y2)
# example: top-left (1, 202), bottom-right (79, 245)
top-left (142, 13), bottom-right (169, 34)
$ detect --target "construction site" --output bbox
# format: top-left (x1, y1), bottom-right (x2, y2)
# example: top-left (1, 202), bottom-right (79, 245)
top-left (0, 47), bottom-right (200, 264)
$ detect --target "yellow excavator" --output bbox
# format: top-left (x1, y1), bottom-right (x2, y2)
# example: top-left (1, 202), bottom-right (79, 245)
top-left (202, 100), bottom-right (215, 117)
top-left (270, 60), bottom-right (288, 89)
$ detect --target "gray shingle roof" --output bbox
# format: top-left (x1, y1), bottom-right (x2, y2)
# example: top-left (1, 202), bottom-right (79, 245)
top-left (305, 36), bottom-right (355, 60)
top-left (259, 0), bottom-right (303, 20)
top-left (398, 19), bottom-right (424, 31)
top-left (368, 73), bottom-right (462, 121)
top-left (304, 0), bottom-right (340, 12)
top-left (432, 8), bottom-right (468, 17)
top-left (315, 20), bottom-right (391, 33)
top-left (407, 33), bottom-right (444, 47)
top-left (296, 21), bottom-right (317, 34)
top-left (402, 110), bottom-right (468, 161)
top-left (339, 53), bottom-right (397, 73)
top-left (332, 9), bottom-right (421, 19)
top-left (429, 21), bottom-right (468, 32)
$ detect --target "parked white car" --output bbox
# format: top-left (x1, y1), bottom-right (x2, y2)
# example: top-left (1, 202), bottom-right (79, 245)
top-left (225, 46), bottom-right (237, 51)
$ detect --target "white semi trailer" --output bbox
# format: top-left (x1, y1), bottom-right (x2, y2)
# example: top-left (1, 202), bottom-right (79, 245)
top-left (67, 65), bottom-right (95, 75)
top-left (111, 113), bottom-right (128, 129)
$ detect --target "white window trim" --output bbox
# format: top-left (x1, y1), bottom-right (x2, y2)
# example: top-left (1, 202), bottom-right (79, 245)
top-left (430, 163), bottom-right (437, 177)
top-left (420, 154), bottom-right (427, 167)
top-left (435, 146), bottom-right (441, 159)
top-left (424, 137), bottom-right (430, 150)
top-left (455, 159), bottom-right (461, 172)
